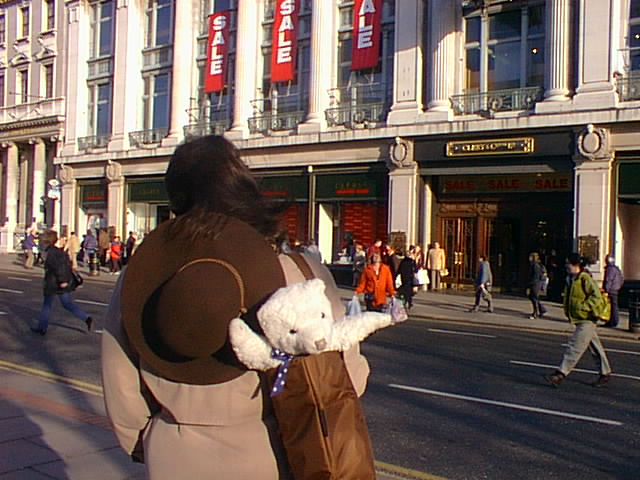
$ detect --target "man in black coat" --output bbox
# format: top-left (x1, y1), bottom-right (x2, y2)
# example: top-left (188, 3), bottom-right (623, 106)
top-left (603, 255), bottom-right (624, 328)
top-left (30, 230), bottom-right (93, 335)
top-left (527, 252), bottom-right (548, 320)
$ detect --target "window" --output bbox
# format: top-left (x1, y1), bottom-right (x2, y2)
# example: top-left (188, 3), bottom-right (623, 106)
top-left (464, 2), bottom-right (545, 93)
top-left (258, 0), bottom-right (312, 123)
top-left (88, 81), bottom-right (113, 136)
top-left (0, 73), bottom-right (4, 107)
top-left (0, 14), bottom-right (5, 44)
top-left (629, 0), bottom-right (640, 71)
top-left (17, 69), bottom-right (29, 103)
top-left (90, 1), bottom-right (115, 58)
top-left (20, 6), bottom-right (29, 38)
top-left (45, 0), bottom-right (56, 31)
top-left (43, 64), bottom-right (54, 98)
top-left (143, 73), bottom-right (171, 130)
top-left (331, 0), bottom-right (395, 122)
top-left (146, 0), bottom-right (174, 48)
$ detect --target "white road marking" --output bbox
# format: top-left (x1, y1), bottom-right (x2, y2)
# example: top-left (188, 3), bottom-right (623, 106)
top-left (510, 360), bottom-right (640, 382)
top-left (428, 328), bottom-right (496, 339)
top-left (562, 343), bottom-right (640, 356)
top-left (8, 276), bottom-right (32, 282)
top-left (389, 383), bottom-right (623, 426)
top-left (0, 288), bottom-right (23, 294)
top-left (75, 299), bottom-right (108, 307)
top-left (0, 311), bottom-right (7, 315)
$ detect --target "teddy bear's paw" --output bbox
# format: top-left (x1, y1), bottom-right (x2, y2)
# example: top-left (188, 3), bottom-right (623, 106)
top-left (228, 318), bottom-right (281, 371)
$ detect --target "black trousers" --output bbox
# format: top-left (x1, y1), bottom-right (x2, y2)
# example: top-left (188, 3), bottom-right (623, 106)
top-left (528, 287), bottom-right (546, 317)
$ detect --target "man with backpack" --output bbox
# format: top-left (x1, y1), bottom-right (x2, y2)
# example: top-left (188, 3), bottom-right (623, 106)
top-left (603, 254), bottom-right (624, 328)
top-left (544, 253), bottom-right (612, 388)
top-left (527, 252), bottom-right (548, 319)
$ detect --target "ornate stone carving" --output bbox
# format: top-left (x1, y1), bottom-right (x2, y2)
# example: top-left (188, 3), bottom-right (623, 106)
top-left (58, 165), bottom-right (75, 185)
top-left (388, 137), bottom-right (416, 169)
top-left (105, 161), bottom-right (123, 183)
top-left (576, 124), bottom-right (610, 160)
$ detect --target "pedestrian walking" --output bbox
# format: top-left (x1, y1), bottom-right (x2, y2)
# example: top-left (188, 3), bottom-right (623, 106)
top-left (527, 252), bottom-right (548, 319)
top-left (352, 243), bottom-right (366, 287)
top-left (355, 253), bottom-right (396, 312)
top-left (66, 231), bottom-right (81, 271)
top-left (23, 231), bottom-right (36, 269)
top-left (123, 231), bottom-right (137, 265)
top-left (410, 244), bottom-right (428, 291)
top-left (396, 248), bottom-right (417, 310)
top-left (30, 230), bottom-right (93, 336)
top-left (427, 241), bottom-right (446, 291)
top-left (98, 228), bottom-right (110, 267)
top-left (603, 254), bottom-right (624, 328)
top-left (101, 135), bottom-right (375, 479)
top-left (83, 230), bottom-right (98, 270)
top-left (544, 253), bottom-right (612, 388)
top-left (470, 255), bottom-right (493, 313)
top-left (109, 236), bottom-right (124, 274)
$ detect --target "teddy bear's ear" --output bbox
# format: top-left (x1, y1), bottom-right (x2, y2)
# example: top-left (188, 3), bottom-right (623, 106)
top-left (305, 278), bottom-right (326, 295)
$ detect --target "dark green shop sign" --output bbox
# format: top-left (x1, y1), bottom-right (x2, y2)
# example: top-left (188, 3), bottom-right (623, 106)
top-left (128, 181), bottom-right (168, 203)
top-left (80, 183), bottom-right (106, 208)
top-left (258, 176), bottom-right (309, 201)
top-left (619, 163), bottom-right (640, 196)
top-left (316, 173), bottom-right (386, 201)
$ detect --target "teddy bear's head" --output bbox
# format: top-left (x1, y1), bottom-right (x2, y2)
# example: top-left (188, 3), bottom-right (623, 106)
top-left (257, 278), bottom-right (334, 355)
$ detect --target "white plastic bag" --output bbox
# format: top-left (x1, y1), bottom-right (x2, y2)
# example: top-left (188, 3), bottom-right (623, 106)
top-left (387, 297), bottom-right (408, 324)
top-left (347, 295), bottom-right (362, 316)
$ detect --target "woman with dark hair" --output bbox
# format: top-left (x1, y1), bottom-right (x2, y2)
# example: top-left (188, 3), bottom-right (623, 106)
top-left (101, 136), bottom-right (373, 479)
top-left (30, 230), bottom-right (92, 335)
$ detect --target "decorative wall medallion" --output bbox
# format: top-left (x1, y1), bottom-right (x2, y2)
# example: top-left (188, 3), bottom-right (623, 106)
top-left (576, 124), bottom-right (610, 160)
top-left (105, 161), bottom-right (123, 183)
top-left (58, 165), bottom-right (75, 185)
top-left (388, 137), bottom-right (415, 169)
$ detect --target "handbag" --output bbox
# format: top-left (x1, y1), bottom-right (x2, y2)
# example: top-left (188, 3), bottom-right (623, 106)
top-left (440, 268), bottom-right (449, 277)
top-left (70, 270), bottom-right (84, 291)
top-left (267, 253), bottom-right (376, 480)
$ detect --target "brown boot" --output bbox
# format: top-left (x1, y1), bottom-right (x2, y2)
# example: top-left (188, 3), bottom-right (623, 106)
top-left (544, 371), bottom-right (565, 388)
top-left (592, 374), bottom-right (611, 388)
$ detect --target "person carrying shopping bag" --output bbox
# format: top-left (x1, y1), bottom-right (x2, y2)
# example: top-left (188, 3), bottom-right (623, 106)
top-left (355, 253), bottom-right (396, 312)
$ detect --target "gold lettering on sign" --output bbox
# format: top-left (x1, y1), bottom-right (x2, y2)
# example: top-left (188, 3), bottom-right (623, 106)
top-left (446, 138), bottom-right (535, 157)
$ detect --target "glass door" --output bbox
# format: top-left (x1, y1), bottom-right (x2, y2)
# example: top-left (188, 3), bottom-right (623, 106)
top-left (441, 217), bottom-right (476, 287)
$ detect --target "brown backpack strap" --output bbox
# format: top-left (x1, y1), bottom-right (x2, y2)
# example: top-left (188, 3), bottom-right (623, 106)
top-left (286, 252), bottom-right (314, 280)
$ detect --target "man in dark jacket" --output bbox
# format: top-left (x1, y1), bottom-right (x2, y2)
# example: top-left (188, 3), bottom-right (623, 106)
top-left (527, 252), bottom-right (548, 319)
top-left (603, 255), bottom-right (624, 328)
top-left (30, 230), bottom-right (93, 335)
top-left (470, 255), bottom-right (493, 313)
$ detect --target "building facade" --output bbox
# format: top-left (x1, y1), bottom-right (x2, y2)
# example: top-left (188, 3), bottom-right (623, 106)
top-left (2, 0), bottom-right (639, 291)
top-left (0, 0), bottom-right (66, 251)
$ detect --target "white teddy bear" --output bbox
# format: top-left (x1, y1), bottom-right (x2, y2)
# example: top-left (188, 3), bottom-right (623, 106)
top-left (229, 278), bottom-right (407, 372)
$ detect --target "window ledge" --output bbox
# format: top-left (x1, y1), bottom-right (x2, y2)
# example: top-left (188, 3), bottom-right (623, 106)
top-left (39, 30), bottom-right (56, 38)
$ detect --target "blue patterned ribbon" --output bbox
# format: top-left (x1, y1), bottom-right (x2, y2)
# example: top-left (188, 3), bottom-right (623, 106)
top-left (270, 348), bottom-right (294, 397)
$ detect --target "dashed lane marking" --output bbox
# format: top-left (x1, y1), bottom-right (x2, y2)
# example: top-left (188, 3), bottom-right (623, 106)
top-left (562, 343), bottom-right (640, 356)
top-left (0, 360), bottom-right (103, 396)
top-left (374, 460), bottom-right (449, 480)
top-left (7, 276), bottom-right (32, 282)
top-left (0, 288), bottom-right (23, 294)
top-left (510, 360), bottom-right (640, 382)
top-left (75, 299), bottom-right (109, 307)
top-left (389, 383), bottom-right (623, 426)
top-left (428, 328), bottom-right (496, 339)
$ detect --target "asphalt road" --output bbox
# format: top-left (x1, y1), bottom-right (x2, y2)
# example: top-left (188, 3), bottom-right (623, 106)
top-left (1, 266), bottom-right (639, 480)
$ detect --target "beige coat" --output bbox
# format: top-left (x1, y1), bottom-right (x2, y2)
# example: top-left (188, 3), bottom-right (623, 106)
top-left (427, 247), bottom-right (446, 271)
top-left (101, 254), bottom-right (369, 480)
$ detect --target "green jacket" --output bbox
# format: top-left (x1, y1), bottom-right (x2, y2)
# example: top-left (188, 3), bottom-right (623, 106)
top-left (563, 272), bottom-right (603, 324)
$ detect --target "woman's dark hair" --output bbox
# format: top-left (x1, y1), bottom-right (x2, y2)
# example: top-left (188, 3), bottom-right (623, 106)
top-left (165, 135), bottom-right (284, 239)
top-left (566, 253), bottom-right (588, 268)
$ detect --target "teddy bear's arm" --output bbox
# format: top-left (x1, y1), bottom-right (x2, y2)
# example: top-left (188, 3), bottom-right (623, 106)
top-left (328, 312), bottom-right (393, 351)
top-left (228, 318), bottom-right (282, 371)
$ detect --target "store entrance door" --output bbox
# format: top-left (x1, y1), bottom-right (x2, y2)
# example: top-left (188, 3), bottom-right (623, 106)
top-left (487, 218), bottom-right (520, 292)
top-left (441, 217), bottom-right (476, 287)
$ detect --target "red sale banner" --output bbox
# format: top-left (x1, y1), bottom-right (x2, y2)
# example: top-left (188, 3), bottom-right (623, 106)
top-left (205, 11), bottom-right (230, 93)
top-left (271, 0), bottom-right (298, 83)
top-left (351, 0), bottom-right (382, 71)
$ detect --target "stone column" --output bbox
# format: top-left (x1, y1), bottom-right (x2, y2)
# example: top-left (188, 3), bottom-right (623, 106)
top-left (387, 138), bottom-right (419, 246)
top-left (110, 0), bottom-right (142, 151)
top-left (298, 0), bottom-right (334, 134)
top-left (227, 0), bottom-right (260, 140)
top-left (58, 165), bottom-right (77, 236)
top-left (31, 139), bottom-right (46, 225)
top-left (388, 0), bottom-right (425, 125)
top-left (0, 143), bottom-right (18, 252)
top-left (572, 0), bottom-right (616, 110)
top-left (164, 0), bottom-right (193, 146)
top-left (573, 125), bottom-right (613, 281)
top-left (543, 0), bottom-right (571, 102)
top-left (423, 0), bottom-right (455, 121)
top-left (106, 161), bottom-right (125, 236)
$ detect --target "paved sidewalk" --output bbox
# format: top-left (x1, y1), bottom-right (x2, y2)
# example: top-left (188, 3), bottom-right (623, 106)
top-left (0, 253), bottom-right (637, 479)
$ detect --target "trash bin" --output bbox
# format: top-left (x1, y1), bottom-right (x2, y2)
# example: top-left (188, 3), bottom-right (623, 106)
top-left (629, 290), bottom-right (640, 333)
top-left (89, 251), bottom-right (100, 276)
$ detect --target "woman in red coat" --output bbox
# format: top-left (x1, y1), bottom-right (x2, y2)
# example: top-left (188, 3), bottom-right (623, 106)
top-left (355, 253), bottom-right (396, 312)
